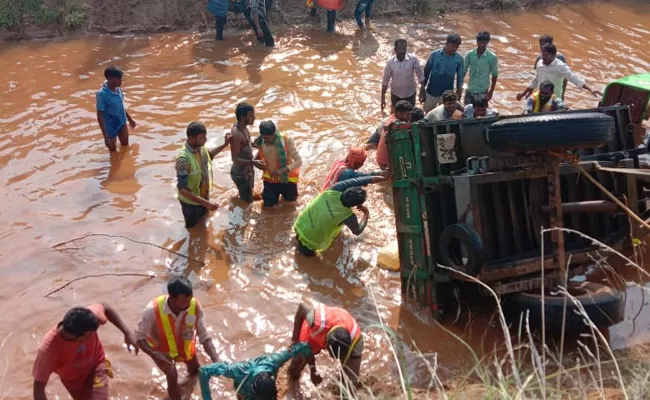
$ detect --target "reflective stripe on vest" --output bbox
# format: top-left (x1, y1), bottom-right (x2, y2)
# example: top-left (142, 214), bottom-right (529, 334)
top-left (176, 145), bottom-right (213, 205)
top-left (532, 91), bottom-right (556, 113)
top-left (149, 295), bottom-right (197, 361)
top-left (307, 303), bottom-right (361, 355)
top-left (259, 134), bottom-right (299, 183)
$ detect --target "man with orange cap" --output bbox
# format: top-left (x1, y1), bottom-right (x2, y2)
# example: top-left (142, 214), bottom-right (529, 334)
top-left (321, 146), bottom-right (385, 191)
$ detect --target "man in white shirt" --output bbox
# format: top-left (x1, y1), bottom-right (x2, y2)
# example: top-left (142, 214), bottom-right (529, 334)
top-left (380, 38), bottom-right (425, 112)
top-left (517, 43), bottom-right (600, 102)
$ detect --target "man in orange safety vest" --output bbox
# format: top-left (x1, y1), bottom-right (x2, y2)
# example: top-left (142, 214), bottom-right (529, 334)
top-left (136, 276), bottom-right (219, 400)
top-left (288, 302), bottom-right (364, 391)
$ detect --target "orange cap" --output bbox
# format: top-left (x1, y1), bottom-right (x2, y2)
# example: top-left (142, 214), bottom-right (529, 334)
top-left (347, 147), bottom-right (368, 164)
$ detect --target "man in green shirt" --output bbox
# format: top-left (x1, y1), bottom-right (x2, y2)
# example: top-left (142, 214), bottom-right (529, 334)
top-left (463, 31), bottom-right (499, 105)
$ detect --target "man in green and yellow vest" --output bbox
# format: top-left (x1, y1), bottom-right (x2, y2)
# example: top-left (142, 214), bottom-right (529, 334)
top-left (525, 80), bottom-right (567, 114)
top-left (175, 121), bottom-right (231, 229)
top-left (293, 175), bottom-right (387, 257)
top-left (136, 276), bottom-right (220, 400)
top-left (255, 120), bottom-right (302, 207)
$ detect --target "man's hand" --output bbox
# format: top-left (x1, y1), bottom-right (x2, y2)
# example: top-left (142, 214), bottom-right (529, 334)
top-left (487, 91), bottom-right (493, 101)
top-left (257, 27), bottom-right (264, 38)
top-left (270, 167), bottom-right (287, 178)
top-left (381, 97), bottom-right (386, 112)
top-left (128, 118), bottom-right (136, 129)
top-left (224, 132), bottom-right (232, 145)
top-left (124, 331), bottom-right (140, 355)
top-left (451, 110), bottom-right (463, 120)
top-left (206, 202), bottom-right (219, 211)
top-left (153, 352), bottom-right (174, 373)
top-left (418, 88), bottom-right (426, 104)
top-left (253, 160), bottom-right (267, 170)
top-left (590, 89), bottom-right (603, 98)
top-left (516, 92), bottom-right (525, 101)
top-left (310, 371), bottom-right (323, 385)
top-left (381, 169), bottom-right (392, 179)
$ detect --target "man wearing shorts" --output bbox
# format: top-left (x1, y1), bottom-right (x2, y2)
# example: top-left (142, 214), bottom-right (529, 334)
top-left (96, 65), bottom-right (136, 152)
top-left (32, 304), bottom-right (137, 400)
top-left (230, 102), bottom-right (265, 203)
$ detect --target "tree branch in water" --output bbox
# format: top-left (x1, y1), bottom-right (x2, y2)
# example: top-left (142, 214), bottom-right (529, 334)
top-left (52, 233), bottom-right (206, 265)
top-left (45, 272), bottom-right (156, 297)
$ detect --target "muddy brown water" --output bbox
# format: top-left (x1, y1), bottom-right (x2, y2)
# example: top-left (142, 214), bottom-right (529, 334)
top-left (2, 2), bottom-right (650, 399)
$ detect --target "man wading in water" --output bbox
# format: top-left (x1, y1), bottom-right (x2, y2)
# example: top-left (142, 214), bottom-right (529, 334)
top-left (230, 102), bottom-right (265, 202)
top-left (32, 304), bottom-right (138, 400)
top-left (176, 122), bottom-right (231, 229)
top-left (96, 66), bottom-right (136, 152)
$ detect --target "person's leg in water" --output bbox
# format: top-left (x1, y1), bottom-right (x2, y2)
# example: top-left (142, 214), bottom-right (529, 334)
top-left (262, 181), bottom-right (281, 207)
top-left (354, 0), bottom-right (374, 29)
top-left (295, 236), bottom-right (316, 257)
top-left (257, 13), bottom-right (275, 47)
top-left (117, 124), bottom-right (129, 147)
top-left (243, 9), bottom-right (264, 44)
top-left (216, 16), bottom-right (227, 40)
top-left (364, 0), bottom-right (375, 27)
top-left (326, 10), bottom-right (336, 32)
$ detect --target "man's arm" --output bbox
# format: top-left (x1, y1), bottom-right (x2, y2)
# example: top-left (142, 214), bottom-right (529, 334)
top-left (381, 62), bottom-right (391, 111)
top-left (488, 55), bottom-right (499, 100)
top-left (525, 97), bottom-right (535, 114)
top-left (33, 381), bottom-right (48, 400)
top-left (420, 53), bottom-right (433, 102)
top-left (97, 111), bottom-right (108, 138)
top-left (330, 175), bottom-right (385, 193)
top-left (199, 362), bottom-right (232, 400)
top-left (414, 56), bottom-right (425, 85)
top-left (209, 132), bottom-right (231, 159)
top-left (197, 308), bottom-right (219, 363)
top-left (102, 303), bottom-right (139, 354)
top-left (342, 206), bottom-right (369, 235)
top-left (284, 136), bottom-right (302, 171)
top-left (456, 56), bottom-right (465, 98)
top-left (291, 303), bottom-right (311, 343)
top-left (125, 111), bottom-right (136, 128)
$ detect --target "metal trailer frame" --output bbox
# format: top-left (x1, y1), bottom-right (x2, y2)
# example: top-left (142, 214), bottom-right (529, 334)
top-left (386, 105), bottom-right (647, 319)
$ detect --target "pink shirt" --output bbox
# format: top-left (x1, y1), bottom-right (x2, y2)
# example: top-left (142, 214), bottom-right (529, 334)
top-left (32, 304), bottom-right (107, 390)
top-left (382, 54), bottom-right (425, 99)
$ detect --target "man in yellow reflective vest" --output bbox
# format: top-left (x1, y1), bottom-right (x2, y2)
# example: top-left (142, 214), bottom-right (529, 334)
top-left (255, 120), bottom-right (302, 207)
top-left (136, 276), bottom-right (219, 400)
top-left (176, 121), bottom-right (231, 229)
top-left (525, 80), bottom-right (568, 114)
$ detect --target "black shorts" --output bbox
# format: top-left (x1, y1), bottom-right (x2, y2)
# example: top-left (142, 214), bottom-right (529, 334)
top-left (180, 201), bottom-right (208, 229)
top-left (231, 173), bottom-right (254, 202)
top-left (295, 235), bottom-right (316, 257)
top-left (263, 181), bottom-right (298, 207)
top-left (391, 93), bottom-right (416, 107)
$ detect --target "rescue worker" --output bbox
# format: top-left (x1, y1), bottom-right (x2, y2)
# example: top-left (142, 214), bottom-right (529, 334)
top-left (525, 80), bottom-right (567, 113)
top-left (366, 107), bottom-right (424, 148)
top-left (255, 120), bottom-right (302, 207)
top-left (176, 122), bottom-right (231, 229)
top-left (376, 100), bottom-right (414, 169)
top-left (288, 302), bottom-right (364, 390)
top-left (136, 276), bottom-right (219, 400)
top-left (32, 304), bottom-right (138, 400)
top-left (199, 342), bottom-right (312, 399)
top-left (293, 175), bottom-right (386, 257)
top-left (321, 147), bottom-right (384, 191)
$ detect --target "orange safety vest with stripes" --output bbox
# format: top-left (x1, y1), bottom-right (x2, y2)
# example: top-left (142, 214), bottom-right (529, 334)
top-left (299, 303), bottom-right (361, 363)
top-left (531, 91), bottom-right (556, 113)
top-left (146, 295), bottom-right (199, 362)
top-left (258, 134), bottom-right (300, 183)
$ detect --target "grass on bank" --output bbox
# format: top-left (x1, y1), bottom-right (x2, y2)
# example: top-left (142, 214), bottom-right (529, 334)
top-left (315, 228), bottom-right (650, 399)
top-left (0, 0), bottom-right (84, 29)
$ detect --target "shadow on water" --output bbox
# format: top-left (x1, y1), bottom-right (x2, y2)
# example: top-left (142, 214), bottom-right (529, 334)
top-left (75, 35), bottom-right (152, 77)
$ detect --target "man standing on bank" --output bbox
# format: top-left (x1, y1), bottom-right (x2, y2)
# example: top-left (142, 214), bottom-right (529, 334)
top-left (230, 102), bottom-right (266, 203)
top-left (32, 303), bottom-right (138, 400)
top-left (136, 276), bottom-right (220, 400)
top-left (176, 121), bottom-right (231, 229)
top-left (463, 31), bottom-right (499, 105)
top-left (420, 34), bottom-right (464, 112)
top-left (96, 65), bottom-right (136, 152)
top-left (381, 38), bottom-right (425, 112)
top-left (255, 120), bottom-right (302, 207)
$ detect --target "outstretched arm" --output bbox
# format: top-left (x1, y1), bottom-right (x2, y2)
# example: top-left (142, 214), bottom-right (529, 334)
top-left (291, 303), bottom-right (311, 343)
top-left (102, 303), bottom-right (139, 354)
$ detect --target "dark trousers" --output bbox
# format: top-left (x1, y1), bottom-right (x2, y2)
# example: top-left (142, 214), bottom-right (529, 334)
top-left (243, 10), bottom-right (275, 47)
top-left (354, 0), bottom-right (375, 28)
top-left (327, 10), bottom-right (336, 32)
top-left (180, 201), bottom-right (208, 229)
top-left (263, 181), bottom-right (298, 207)
top-left (296, 235), bottom-right (316, 257)
top-left (391, 93), bottom-right (416, 107)
top-left (216, 16), bottom-right (227, 40)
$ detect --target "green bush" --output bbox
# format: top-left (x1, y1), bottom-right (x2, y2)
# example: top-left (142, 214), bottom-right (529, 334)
top-left (63, 8), bottom-right (84, 29)
top-left (0, 0), bottom-right (84, 29)
top-left (0, 0), bottom-right (21, 28)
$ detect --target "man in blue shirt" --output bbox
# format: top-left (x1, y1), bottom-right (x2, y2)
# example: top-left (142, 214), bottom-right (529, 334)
top-left (96, 66), bottom-right (136, 152)
top-left (420, 34), bottom-right (464, 112)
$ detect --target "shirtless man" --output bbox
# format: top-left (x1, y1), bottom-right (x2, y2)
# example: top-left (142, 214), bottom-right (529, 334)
top-left (230, 102), bottom-right (265, 202)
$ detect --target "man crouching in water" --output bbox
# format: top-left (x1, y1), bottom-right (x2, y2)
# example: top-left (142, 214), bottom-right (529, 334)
top-left (288, 302), bottom-right (363, 394)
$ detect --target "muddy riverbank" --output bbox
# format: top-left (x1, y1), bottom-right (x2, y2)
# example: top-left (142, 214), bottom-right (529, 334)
top-left (2, 1), bottom-right (650, 399)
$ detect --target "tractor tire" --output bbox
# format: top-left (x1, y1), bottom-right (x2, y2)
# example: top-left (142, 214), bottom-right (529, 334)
top-left (504, 281), bottom-right (625, 332)
top-left (485, 112), bottom-right (614, 152)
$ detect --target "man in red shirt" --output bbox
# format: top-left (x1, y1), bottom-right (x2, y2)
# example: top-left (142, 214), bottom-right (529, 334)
top-left (32, 303), bottom-right (138, 400)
